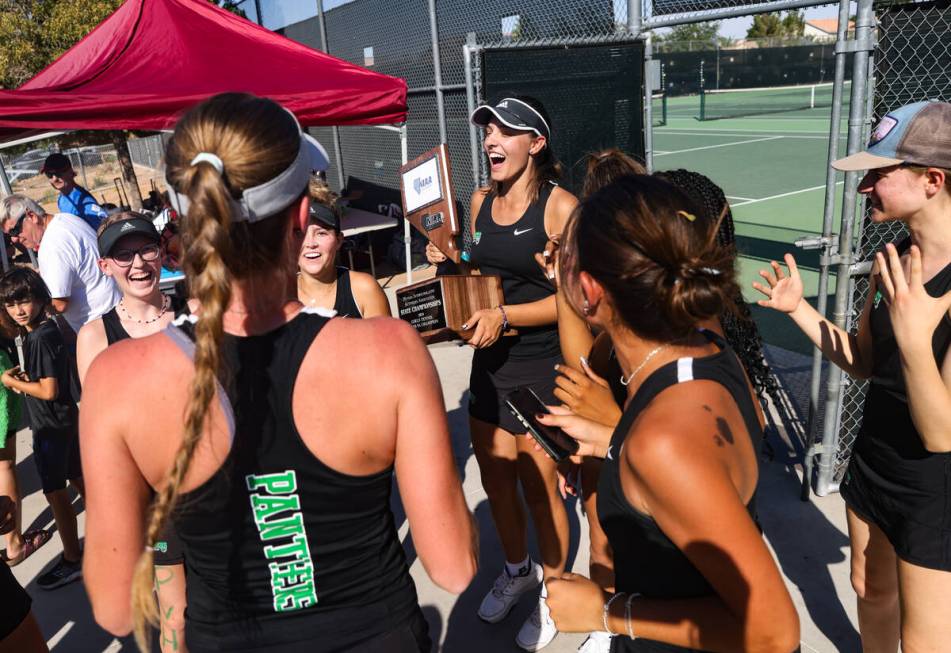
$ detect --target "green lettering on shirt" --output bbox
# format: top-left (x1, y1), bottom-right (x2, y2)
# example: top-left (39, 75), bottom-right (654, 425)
top-left (245, 470), bottom-right (317, 612)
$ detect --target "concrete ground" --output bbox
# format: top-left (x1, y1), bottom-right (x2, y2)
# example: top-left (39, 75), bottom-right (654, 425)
top-left (7, 268), bottom-right (861, 652)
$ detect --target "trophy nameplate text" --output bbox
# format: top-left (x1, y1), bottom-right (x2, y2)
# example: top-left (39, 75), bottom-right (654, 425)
top-left (396, 275), bottom-right (505, 344)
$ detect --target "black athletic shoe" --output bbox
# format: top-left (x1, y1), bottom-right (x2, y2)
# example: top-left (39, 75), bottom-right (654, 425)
top-left (37, 555), bottom-right (82, 590)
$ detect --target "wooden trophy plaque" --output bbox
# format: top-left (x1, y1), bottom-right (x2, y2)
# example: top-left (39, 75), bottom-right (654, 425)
top-left (399, 143), bottom-right (462, 263)
top-left (397, 144), bottom-right (505, 343)
top-left (397, 275), bottom-right (504, 344)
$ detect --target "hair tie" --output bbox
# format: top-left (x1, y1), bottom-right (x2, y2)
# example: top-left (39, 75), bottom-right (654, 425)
top-left (677, 210), bottom-right (696, 222)
top-left (190, 153), bottom-right (224, 174)
top-left (697, 267), bottom-right (722, 276)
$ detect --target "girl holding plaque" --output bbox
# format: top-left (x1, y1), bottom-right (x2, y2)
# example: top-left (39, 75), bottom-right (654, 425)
top-left (429, 96), bottom-right (577, 651)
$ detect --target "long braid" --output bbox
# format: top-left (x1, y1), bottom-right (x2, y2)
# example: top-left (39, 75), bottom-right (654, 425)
top-left (654, 169), bottom-right (779, 400)
top-left (129, 94), bottom-right (300, 651)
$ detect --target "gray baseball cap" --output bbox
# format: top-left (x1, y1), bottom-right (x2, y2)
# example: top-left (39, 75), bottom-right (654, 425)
top-left (833, 100), bottom-right (951, 171)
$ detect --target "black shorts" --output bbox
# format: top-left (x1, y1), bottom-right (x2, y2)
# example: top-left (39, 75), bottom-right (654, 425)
top-left (33, 426), bottom-right (81, 494)
top-left (153, 519), bottom-right (185, 566)
top-left (468, 345), bottom-right (562, 434)
top-left (0, 563), bottom-right (31, 641)
top-left (842, 433), bottom-right (951, 571)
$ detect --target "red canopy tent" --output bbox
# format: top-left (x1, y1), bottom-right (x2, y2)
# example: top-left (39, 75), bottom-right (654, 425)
top-left (0, 0), bottom-right (407, 141)
top-left (0, 0), bottom-right (415, 278)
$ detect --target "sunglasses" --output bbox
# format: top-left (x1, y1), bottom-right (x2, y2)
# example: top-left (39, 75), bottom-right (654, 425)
top-left (44, 170), bottom-right (69, 179)
top-left (109, 243), bottom-right (161, 267)
top-left (8, 212), bottom-right (28, 238)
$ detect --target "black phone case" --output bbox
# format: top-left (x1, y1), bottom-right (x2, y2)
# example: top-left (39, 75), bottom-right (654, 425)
top-left (504, 387), bottom-right (579, 463)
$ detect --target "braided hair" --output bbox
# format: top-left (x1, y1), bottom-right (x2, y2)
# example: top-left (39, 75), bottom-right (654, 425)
top-left (653, 169), bottom-right (779, 401)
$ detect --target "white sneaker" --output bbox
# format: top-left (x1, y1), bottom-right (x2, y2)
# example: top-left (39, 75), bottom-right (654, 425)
top-left (477, 562), bottom-right (543, 623)
top-left (516, 589), bottom-right (558, 651)
top-left (577, 630), bottom-right (613, 653)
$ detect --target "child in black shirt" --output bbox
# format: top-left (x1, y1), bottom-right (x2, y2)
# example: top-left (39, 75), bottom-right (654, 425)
top-left (0, 267), bottom-right (83, 590)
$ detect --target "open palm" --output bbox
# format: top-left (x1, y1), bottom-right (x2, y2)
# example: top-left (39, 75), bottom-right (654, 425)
top-left (752, 254), bottom-right (804, 314)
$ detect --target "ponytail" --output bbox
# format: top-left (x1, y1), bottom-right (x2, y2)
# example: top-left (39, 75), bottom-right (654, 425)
top-left (129, 93), bottom-right (301, 651)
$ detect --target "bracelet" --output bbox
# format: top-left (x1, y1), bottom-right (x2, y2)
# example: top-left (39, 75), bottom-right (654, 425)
top-left (603, 592), bottom-right (625, 634)
top-left (497, 304), bottom-right (510, 332)
top-left (624, 593), bottom-right (640, 640)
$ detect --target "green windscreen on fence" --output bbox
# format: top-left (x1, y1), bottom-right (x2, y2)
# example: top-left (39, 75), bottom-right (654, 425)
top-left (482, 42), bottom-right (646, 195)
top-left (698, 80), bottom-right (852, 120)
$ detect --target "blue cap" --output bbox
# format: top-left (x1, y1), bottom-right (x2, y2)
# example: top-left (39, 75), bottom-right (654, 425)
top-left (833, 100), bottom-right (951, 171)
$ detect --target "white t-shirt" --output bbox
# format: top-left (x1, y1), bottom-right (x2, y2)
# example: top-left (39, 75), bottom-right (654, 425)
top-left (38, 213), bottom-right (121, 333)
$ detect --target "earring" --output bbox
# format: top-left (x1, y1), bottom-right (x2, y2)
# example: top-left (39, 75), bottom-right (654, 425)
top-left (582, 299), bottom-right (590, 316)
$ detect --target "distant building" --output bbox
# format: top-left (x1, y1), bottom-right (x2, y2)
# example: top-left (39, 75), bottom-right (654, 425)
top-left (804, 18), bottom-right (855, 42)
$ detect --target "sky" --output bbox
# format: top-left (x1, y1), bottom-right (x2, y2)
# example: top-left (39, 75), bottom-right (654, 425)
top-left (251, 0), bottom-right (844, 40)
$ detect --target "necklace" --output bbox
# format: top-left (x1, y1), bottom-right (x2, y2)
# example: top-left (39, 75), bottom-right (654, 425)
top-left (118, 295), bottom-right (169, 325)
top-left (619, 344), bottom-right (670, 387)
top-left (297, 276), bottom-right (336, 308)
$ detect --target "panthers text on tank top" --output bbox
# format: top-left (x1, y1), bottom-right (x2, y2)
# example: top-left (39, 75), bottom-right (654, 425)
top-left (861, 238), bottom-right (951, 456)
top-left (467, 182), bottom-right (559, 359)
top-left (597, 332), bottom-right (762, 652)
top-left (101, 307), bottom-right (131, 345)
top-left (167, 310), bottom-right (419, 651)
top-left (332, 267), bottom-right (362, 319)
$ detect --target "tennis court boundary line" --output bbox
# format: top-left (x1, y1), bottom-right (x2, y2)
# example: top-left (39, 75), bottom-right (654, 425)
top-left (660, 126), bottom-right (833, 135)
top-left (659, 130), bottom-right (845, 140)
top-left (732, 180), bottom-right (844, 207)
top-left (654, 135), bottom-right (782, 157)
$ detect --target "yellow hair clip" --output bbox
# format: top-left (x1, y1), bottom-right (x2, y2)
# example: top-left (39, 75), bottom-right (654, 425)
top-left (677, 210), bottom-right (697, 222)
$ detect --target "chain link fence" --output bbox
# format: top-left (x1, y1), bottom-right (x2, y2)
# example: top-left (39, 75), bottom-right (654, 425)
top-left (5, 134), bottom-right (171, 212)
top-left (261, 0), bottom-right (911, 496)
top-left (830, 0), bottom-right (951, 485)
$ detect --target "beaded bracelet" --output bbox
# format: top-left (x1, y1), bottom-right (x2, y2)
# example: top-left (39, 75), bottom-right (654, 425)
top-left (603, 592), bottom-right (625, 634)
top-left (497, 304), bottom-right (510, 332)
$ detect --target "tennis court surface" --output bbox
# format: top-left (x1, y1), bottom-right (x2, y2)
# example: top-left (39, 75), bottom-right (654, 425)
top-left (652, 89), bottom-right (850, 329)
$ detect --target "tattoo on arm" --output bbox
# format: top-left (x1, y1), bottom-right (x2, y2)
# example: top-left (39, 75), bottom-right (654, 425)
top-left (154, 567), bottom-right (174, 588)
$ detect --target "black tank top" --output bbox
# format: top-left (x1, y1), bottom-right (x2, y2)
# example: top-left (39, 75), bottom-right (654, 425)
top-left (859, 238), bottom-right (951, 457)
top-left (332, 267), bottom-right (362, 319)
top-left (167, 310), bottom-right (419, 652)
top-left (101, 307), bottom-right (131, 345)
top-left (467, 183), bottom-right (559, 359)
top-left (597, 331), bottom-right (762, 653)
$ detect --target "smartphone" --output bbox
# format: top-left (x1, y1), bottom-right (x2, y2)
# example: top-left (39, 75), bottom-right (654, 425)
top-left (504, 387), bottom-right (579, 463)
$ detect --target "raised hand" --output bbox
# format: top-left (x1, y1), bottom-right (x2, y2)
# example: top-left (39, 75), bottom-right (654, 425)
top-left (876, 243), bottom-right (951, 352)
top-left (752, 254), bottom-right (805, 313)
top-left (553, 359), bottom-right (621, 427)
top-left (532, 234), bottom-right (561, 285)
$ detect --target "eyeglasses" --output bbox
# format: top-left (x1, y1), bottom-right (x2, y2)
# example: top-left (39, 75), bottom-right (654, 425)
top-left (109, 243), bottom-right (161, 267)
top-left (44, 170), bottom-right (68, 179)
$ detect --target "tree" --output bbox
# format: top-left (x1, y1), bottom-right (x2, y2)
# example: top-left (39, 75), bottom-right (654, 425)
top-left (0, 0), bottom-right (247, 209)
top-left (781, 11), bottom-right (805, 37)
top-left (746, 11), bottom-right (806, 39)
top-left (656, 21), bottom-right (721, 49)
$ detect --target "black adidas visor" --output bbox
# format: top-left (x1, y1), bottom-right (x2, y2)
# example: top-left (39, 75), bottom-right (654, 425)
top-left (470, 98), bottom-right (551, 142)
top-left (309, 201), bottom-right (340, 232)
top-left (98, 217), bottom-right (160, 257)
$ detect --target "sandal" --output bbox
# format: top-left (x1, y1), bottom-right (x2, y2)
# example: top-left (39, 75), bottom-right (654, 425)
top-left (3, 528), bottom-right (52, 567)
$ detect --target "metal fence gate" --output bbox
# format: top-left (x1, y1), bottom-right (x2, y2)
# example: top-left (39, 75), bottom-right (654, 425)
top-left (823, 0), bottom-right (951, 492)
top-left (247, 0), bottom-right (923, 498)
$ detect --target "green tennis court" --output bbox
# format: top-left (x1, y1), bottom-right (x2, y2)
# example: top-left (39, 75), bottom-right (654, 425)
top-left (651, 89), bottom-right (851, 309)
